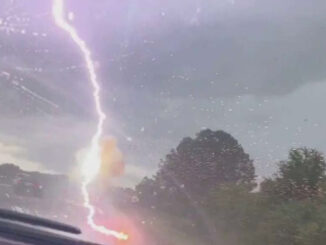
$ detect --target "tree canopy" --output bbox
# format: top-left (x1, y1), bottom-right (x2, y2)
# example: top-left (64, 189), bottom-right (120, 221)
top-left (261, 148), bottom-right (326, 200)
top-left (122, 130), bottom-right (326, 245)
top-left (157, 129), bottom-right (255, 195)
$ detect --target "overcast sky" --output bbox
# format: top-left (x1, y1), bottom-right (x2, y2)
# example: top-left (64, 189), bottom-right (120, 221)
top-left (1, 0), bottom-right (326, 186)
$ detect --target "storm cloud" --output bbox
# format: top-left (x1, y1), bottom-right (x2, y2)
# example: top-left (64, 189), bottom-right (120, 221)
top-left (1, 0), bottom-right (326, 185)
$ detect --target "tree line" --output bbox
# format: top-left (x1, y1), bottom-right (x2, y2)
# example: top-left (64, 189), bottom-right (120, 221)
top-left (115, 129), bottom-right (326, 245)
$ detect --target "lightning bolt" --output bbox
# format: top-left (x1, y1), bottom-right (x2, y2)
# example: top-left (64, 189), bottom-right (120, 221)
top-left (52, 0), bottom-right (128, 241)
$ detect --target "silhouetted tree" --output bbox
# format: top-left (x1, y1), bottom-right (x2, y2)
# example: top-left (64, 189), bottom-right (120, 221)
top-left (156, 129), bottom-right (255, 199)
top-left (262, 148), bottom-right (326, 200)
top-left (136, 129), bottom-right (256, 223)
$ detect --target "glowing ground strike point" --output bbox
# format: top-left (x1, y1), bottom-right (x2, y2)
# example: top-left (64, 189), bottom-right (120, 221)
top-left (52, 0), bottom-right (128, 241)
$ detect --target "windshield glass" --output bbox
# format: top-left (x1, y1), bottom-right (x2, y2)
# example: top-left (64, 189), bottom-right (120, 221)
top-left (1, 0), bottom-right (326, 244)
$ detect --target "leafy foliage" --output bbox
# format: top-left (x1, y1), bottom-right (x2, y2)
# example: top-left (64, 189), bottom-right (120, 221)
top-left (261, 148), bottom-right (326, 200)
top-left (130, 131), bottom-right (326, 245)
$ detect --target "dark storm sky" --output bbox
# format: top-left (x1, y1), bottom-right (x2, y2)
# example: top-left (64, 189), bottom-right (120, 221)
top-left (1, 0), bottom-right (326, 185)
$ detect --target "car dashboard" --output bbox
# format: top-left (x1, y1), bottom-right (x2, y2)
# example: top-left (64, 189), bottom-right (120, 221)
top-left (0, 209), bottom-right (102, 245)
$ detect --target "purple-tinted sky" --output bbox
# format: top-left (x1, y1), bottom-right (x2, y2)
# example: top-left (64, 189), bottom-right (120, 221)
top-left (1, 0), bottom-right (326, 186)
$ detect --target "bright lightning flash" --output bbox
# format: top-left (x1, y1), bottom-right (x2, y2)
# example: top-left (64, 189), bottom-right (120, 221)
top-left (52, 0), bottom-right (128, 241)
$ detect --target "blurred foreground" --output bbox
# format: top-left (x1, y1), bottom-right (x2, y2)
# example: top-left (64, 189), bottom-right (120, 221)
top-left (2, 129), bottom-right (326, 245)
